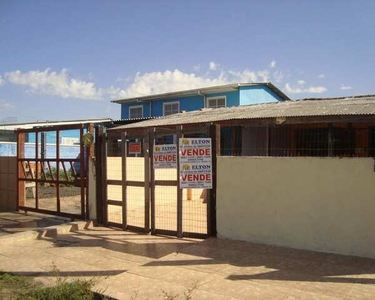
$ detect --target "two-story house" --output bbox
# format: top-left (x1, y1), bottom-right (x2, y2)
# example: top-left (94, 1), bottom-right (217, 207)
top-left (112, 82), bottom-right (290, 120)
top-left (112, 82), bottom-right (289, 154)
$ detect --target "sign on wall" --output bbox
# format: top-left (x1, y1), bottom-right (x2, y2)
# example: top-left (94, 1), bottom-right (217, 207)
top-left (153, 144), bottom-right (177, 168)
top-left (179, 138), bottom-right (212, 189)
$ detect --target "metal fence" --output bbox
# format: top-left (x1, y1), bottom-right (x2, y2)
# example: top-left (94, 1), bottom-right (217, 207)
top-left (226, 123), bottom-right (375, 157)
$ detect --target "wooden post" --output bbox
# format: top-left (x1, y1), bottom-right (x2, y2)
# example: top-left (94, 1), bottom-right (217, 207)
top-left (95, 125), bottom-right (104, 225)
top-left (176, 125), bottom-right (183, 238)
top-left (17, 132), bottom-right (25, 208)
top-left (121, 132), bottom-right (127, 230)
top-left (150, 128), bottom-right (156, 234)
top-left (208, 124), bottom-right (220, 237)
top-left (56, 130), bottom-right (60, 213)
top-left (144, 130), bottom-right (150, 233)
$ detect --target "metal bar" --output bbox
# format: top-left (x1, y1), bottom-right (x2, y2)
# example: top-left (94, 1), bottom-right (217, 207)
top-left (102, 131), bottom-right (108, 226)
top-left (144, 130), bottom-right (150, 233)
top-left (80, 125), bottom-right (85, 218)
top-left (107, 200), bottom-right (123, 206)
top-left (154, 229), bottom-right (178, 236)
top-left (121, 131), bottom-right (127, 230)
top-left (182, 232), bottom-right (209, 239)
top-left (154, 180), bottom-right (178, 186)
top-left (18, 178), bottom-right (72, 184)
top-left (35, 132), bottom-right (39, 210)
top-left (176, 125), bottom-right (183, 238)
top-left (56, 130), bottom-right (60, 213)
top-left (18, 206), bottom-right (84, 219)
top-left (150, 128), bottom-right (156, 234)
top-left (107, 179), bottom-right (122, 186)
top-left (17, 132), bottom-right (25, 208)
top-left (46, 161), bottom-right (54, 181)
top-left (95, 125), bottom-right (104, 225)
top-left (208, 124), bottom-right (220, 237)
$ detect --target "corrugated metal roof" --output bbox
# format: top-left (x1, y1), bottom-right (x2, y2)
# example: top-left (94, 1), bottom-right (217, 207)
top-left (111, 82), bottom-right (290, 103)
top-left (110, 95), bottom-right (375, 130)
top-left (0, 118), bottom-right (113, 131)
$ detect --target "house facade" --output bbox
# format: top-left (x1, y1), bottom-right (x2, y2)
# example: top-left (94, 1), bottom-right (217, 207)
top-left (112, 82), bottom-right (290, 119)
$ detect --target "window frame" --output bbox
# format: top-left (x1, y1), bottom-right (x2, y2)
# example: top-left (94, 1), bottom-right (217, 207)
top-left (206, 96), bottom-right (227, 108)
top-left (128, 105), bottom-right (143, 119)
top-left (163, 101), bottom-right (180, 116)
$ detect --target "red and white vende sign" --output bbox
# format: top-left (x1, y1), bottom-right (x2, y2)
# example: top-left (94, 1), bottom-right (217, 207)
top-left (179, 138), bottom-right (212, 189)
top-left (153, 144), bottom-right (177, 169)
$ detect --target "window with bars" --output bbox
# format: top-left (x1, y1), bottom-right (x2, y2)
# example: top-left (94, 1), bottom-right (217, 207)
top-left (129, 106), bottom-right (143, 119)
top-left (163, 102), bottom-right (179, 116)
top-left (207, 96), bottom-right (226, 108)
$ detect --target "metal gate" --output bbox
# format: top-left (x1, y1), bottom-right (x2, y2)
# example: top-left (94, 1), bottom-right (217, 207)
top-left (102, 125), bottom-right (219, 238)
top-left (16, 124), bottom-right (90, 219)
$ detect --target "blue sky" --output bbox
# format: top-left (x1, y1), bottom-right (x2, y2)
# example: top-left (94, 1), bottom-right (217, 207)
top-left (0, 0), bottom-right (374, 122)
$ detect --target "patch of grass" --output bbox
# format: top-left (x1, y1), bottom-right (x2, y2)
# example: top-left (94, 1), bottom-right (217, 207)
top-left (0, 272), bottom-right (40, 299)
top-left (0, 272), bottom-right (110, 300)
top-left (21, 279), bottom-right (99, 300)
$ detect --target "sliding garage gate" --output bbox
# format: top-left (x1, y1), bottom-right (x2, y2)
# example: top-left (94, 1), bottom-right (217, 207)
top-left (102, 125), bottom-right (219, 239)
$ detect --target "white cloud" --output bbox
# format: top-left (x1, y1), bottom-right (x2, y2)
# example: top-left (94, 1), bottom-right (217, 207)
top-left (0, 76), bottom-right (4, 86)
top-left (209, 61), bottom-right (219, 71)
top-left (193, 64), bottom-right (200, 71)
top-left (317, 74), bottom-right (325, 79)
top-left (109, 69), bottom-right (229, 99)
top-left (340, 84), bottom-right (353, 90)
top-left (0, 99), bottom-right (13, 109)
top-left (284, 83), bottom-right (327, 94)
top-left (269, 60), bottom-right (276, 68)
top-left (5, 68), bottom-right (102, 100)
top-left (228, 69), bottom-right (258, 82)
top-left (257, 70), bottom-right (269, 82)
top-left (297, 80), bottom-right (305, 85)
top-left (272, 70), bottom-right (284, 83)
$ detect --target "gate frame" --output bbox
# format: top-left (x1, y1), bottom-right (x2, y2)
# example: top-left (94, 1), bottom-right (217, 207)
top-left (16, 124), bottom-right (90, 220)
top-left (102, 123), bottom-right (220, 239)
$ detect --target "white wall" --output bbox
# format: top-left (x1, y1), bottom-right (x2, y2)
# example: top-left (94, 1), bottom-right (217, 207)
top-left (217, 157), bottom-right (375, 258)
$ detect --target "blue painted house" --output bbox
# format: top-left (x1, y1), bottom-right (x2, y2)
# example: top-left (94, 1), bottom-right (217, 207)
top-left (112, 82), bottom-right (290, 119)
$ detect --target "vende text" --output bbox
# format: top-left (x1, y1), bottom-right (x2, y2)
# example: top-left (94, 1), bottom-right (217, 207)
top-left (180, 149), bottom-right (211, 156)
top-left (154, 155), bottom-right (176, 162)
top-left (181, 174), bottom-right (211, 181)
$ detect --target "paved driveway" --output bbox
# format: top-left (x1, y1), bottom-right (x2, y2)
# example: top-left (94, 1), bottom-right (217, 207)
top-left (0, 223), bottom-right (374, 299)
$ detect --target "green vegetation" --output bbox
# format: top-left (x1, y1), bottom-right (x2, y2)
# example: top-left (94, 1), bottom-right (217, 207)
top-left (44, 167), bottom-right (75, 182)
top-left (0, 272), bottom-right (108, 300)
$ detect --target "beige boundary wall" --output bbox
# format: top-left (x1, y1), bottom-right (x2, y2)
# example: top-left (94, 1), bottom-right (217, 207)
top-left (217, 157), bottom-right (375, 258)
top-left (0, 157), bottom-right (17, 211)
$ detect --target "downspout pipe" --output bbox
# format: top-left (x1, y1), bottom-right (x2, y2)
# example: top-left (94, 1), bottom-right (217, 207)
top-left (198, 90), bottom-right (206, 108)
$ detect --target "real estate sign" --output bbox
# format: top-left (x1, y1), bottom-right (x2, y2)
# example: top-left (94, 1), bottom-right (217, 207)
top-left (179, 138), bottom-right (212, 189)
top-left (153, 144), bottom-right (177, 169)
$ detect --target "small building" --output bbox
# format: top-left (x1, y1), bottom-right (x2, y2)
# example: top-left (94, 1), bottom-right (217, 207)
top-left (112, 82), bottom-right (290, 119)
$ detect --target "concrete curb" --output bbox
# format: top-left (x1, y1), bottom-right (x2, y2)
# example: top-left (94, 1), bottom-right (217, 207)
top-left (0, 220), bottom-right (94, 245)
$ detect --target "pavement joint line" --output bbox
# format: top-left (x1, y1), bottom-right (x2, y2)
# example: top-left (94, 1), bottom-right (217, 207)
top-left (0, 220), bottom-right (94, 246)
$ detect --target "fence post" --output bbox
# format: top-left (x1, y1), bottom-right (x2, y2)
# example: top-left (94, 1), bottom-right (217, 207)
top-left (208, 124), bottom-right (220, 237)
top-left (121, 131), bottom-right (127, 230)
top-left (176, 125), bottom-right (183, 238)
top-left (150, 128), bottom-right (156, 234)
top-left (144, 130), bottom-right (150, 233)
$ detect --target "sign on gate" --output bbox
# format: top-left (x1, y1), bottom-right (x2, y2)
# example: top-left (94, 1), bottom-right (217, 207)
top-left (153, 144), bottom-right (177, 168)
top-left (179, 138), bottom-right (212, 189)
top-left (129, 142), bottom-right (142, 154)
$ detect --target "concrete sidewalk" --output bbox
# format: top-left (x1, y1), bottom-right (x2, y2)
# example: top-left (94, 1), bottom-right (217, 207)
top-left (0, 219), bottom-right (374, 299)
top-left (0, 211), bottom-right (70, 237)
